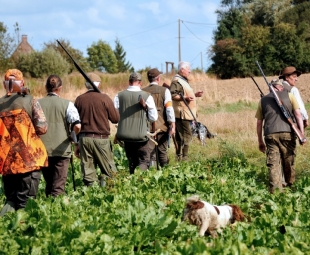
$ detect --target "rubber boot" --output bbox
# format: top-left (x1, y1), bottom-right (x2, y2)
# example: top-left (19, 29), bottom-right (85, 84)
top-left (176, 142), bottom-right (182, 162)
top-left (182, 145), bottom-right (189, 161)
top-left (0, 201), bottom-right (16, 217)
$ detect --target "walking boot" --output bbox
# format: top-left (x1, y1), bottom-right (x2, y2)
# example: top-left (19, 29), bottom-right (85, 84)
top-left (182, 145), bottom-right (189, 161)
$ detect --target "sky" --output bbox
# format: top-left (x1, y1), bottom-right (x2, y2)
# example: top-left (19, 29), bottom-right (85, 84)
top-left (0, 0), bottom-right (221, 72)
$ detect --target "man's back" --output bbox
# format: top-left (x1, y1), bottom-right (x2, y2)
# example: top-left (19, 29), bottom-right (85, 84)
top-left (75, 91), bottom-right (119, 135)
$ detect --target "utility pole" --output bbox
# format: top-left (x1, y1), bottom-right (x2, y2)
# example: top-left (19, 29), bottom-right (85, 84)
top-left (178, 19), bottom-right (181, 63)
top-left (201, 52), bottom-right (203, 72)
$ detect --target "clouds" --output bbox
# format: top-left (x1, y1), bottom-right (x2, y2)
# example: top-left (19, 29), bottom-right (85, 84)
top-left (0, 0), bottom-right (220, 70)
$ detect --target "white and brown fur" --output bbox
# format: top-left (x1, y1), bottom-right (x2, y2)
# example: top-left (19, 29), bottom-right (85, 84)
top-left (182, 195), bottom-right (245, 237)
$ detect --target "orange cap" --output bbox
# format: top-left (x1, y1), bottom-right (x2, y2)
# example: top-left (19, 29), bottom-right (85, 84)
top-left (4, 69), bottom-right (23, 81)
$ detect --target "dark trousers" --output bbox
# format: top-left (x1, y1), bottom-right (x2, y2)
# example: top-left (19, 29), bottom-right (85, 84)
top-left (2, 170), bottom-right (41, 210)
top-left (41, 157), bottom-right (70, 197)
top-left (175, 118), bottom-right (192, 158)
top-left (124, 140), bottom-right (151, 174)
top-left (150, 132), bottom-right (169, 167)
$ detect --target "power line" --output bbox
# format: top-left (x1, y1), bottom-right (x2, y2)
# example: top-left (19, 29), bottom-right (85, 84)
top-left (181, 20), bottom-right (211, 44)
top-left (182, 20), bottom-right (216, 26)
top-left (127, 38), bottom-right (175, 51)
top-left (118, 21), bottom-right (177, 39)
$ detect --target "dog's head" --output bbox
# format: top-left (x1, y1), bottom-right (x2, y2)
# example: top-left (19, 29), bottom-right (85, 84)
top-left (182, 195), bottom-right (204, 220)
top-left (229, 204), bottom-right (245, 223)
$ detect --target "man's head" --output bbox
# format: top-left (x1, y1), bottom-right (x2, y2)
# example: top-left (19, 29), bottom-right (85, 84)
top-left (46, 75), bottom-right (62, 93)
top-left (147, 68), bottom-right (163, 83)
top-left (129, 72), bottom-right (142, 86)
top-left (3, 69), bottom-right (24, 96)
top-left (271, 79), bottom-right (284, 91)
top-left (279, 66), bottom-right (301, 87)
top-left (178, 61), bottom-right (191, 79)
top-left (85, 73), bottom-right (101, 90)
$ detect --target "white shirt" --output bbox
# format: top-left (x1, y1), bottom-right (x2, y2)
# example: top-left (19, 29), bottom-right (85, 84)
top-left (114, 86), bottom-right (158, 122)
top-left (283, 81), bottom-right (308, 120)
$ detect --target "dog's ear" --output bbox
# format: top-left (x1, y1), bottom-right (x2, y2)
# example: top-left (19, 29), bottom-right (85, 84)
top-left (186, 200), bottom-right (204, 210)
top-left (230, 205), bottom-right (245, 222)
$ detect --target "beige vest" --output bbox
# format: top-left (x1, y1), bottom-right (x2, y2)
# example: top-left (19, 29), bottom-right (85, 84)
top-left (172, 75), bottom-right (197, 120)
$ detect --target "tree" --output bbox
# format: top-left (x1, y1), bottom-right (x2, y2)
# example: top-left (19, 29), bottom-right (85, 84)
top-left (114, 38), bottom-right (133, 73)
top-left (44, 39), bottom-right (91, 74)
top-left (17, 47), bottom-right (70, 78)
top-left (87, 40), bottom-right (118, 73)
top-left (0, 22), bottom-right (16, 72)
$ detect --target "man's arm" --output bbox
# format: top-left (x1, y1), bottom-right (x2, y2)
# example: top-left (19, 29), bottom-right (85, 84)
top-left (293, 108), bottom-right (304, 135)
top-left (256, 119), bottom-right (265, 153)
top-left (164, 88), bottom-right (176, 135)
top-left (31, 99), bottom-right (48, 135)
top-left (105, 95), bottom-right (120, 124)
top-left (66, 102), bottom-right (81, 135)
top-left (145, 95), bottom-right (158, 122)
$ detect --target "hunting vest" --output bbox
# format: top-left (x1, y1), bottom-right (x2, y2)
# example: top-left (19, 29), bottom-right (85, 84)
top-left (261, 91), bottom-right (294, 136)
top-left (0, 94), bottom-right (48, 175)
top-left (116, 90), bottom-right (150, 142)
top-left (172, 74), bottom-right (196, 120)
top-left (39, 95), bottom-right (71, 157)
top-left (282, 81), bottom-right (292, 92)
top-left (142, 84), bottom-right (169, 132)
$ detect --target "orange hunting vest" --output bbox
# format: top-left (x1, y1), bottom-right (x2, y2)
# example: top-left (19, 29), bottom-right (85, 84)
top-left (0, 108), bottom-right (48, 175)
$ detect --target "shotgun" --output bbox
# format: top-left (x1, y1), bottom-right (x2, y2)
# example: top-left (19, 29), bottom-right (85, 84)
top-left (256, 61), bottom-right (306, 144)
top-left (250, 76), bottom-right (264, 98)
top-left (56, 40), bottom-right (101, 93)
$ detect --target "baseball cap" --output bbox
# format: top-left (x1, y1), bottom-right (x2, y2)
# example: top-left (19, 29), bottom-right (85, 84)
top-left (271, 79), bottom-right (283, 87)
top-left (147, 68), bottom-right (163, 78)
top-left (129, 72), bottom-right (142, 81)
top-left (86, 73), bottom-right (101, 83)
top-left (4, 69), bottom-right (23, 81)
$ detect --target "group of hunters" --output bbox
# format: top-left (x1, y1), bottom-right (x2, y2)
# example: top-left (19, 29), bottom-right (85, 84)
top-left (0, 60), bottom-right (307, 216)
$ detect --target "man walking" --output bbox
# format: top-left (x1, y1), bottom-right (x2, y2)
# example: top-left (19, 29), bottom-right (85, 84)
top-left (74, 73), bottom-right (119, 186)
top-left (0, 69), bottom-right (48, 216)
top-left (114, 72), bottom-right (158, 174)
top-left (142, 68), bottom-right (175, 167)
top-left (255, 79), bottom-right (305, 193)
top-left (170, 61), bottom-right (203, 161)
top-left (279, 66), bottom-right (308, 128)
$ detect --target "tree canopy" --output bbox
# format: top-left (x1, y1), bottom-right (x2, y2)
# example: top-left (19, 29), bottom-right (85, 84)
top-left (87, 40), bottom-right (118, 73)
top-left (0, 22), bottom-right (16, 72)
top-left (114, 38), bottom-right (133, 73)
top-left (209, 0), bottom-right (310, 78)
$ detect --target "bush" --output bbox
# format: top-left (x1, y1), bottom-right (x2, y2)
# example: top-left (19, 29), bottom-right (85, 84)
top-left (17, 48), bottom-right (70, 78)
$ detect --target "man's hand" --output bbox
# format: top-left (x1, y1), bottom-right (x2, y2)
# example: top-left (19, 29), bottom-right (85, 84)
top-left (195, 90), bottom-right (203, 97)
top-left (169, 123), bottom-right (176, 136)
top-left (185, 96), bottom-right (194, 101)
top-left (74, 144), bottom-right (80, 159)
top-left (258, 142), bottom-right (266, 153)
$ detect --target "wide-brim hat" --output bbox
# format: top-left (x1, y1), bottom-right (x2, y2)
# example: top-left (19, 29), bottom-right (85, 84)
top-left (279, 66), bottom-right (301, 79)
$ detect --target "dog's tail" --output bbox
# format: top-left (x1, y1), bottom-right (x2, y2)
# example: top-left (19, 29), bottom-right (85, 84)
top-left (229, 204), bottom-right (246, 222)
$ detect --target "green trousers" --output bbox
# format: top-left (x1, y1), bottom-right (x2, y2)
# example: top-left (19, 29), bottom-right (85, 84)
top-left (79, 137), bottom-right (117, 186)
top-left (264, 132), bottom-right (296, 193)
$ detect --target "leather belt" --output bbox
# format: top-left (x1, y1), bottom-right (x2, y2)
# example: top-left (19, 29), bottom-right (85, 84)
top-left (80, 133), bottom-right (109, 139)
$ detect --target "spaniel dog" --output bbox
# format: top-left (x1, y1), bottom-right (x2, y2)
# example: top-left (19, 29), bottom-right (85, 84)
top-left (182, 195), bottom-right (245, 237)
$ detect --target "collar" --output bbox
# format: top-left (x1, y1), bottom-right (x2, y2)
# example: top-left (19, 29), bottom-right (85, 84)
top-left (47, 92), bottom-right (59, 97)
top-left (150, 82), bottom-right (159, 86)
top-left (175, 74), bottom-right (188, 82)
top-left (127, 86), bottom-right (142, 91)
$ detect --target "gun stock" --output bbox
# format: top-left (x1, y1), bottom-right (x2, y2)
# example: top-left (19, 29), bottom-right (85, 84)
top-left (56, 40), bottom-right (101, 93)
top-left (256, 61), bottom-right (306, 144)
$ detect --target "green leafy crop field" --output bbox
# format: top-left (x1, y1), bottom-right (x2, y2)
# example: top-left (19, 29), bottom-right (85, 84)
top-left (1, 142), bottom-right (310, 255)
